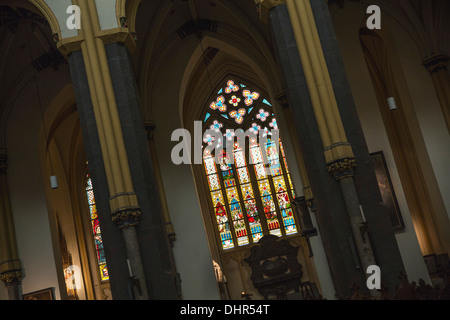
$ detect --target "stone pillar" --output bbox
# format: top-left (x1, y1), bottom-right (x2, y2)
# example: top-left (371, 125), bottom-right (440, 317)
top-left (263, 0), bottom-right (405, 296)
top-left (0, 153), bottom-right (23, 300)
top-left (58, 1), bottom-right (178, 299)
top-left (286, 0), bottom-right (377, 297)
top-left (103, 42), bottom-right (179, 299)
top-left (423, 54), bottom-right (450, 134)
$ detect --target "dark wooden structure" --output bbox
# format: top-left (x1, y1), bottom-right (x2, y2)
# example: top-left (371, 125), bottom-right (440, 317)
top-left (245, 235), bottom-right (320, 300)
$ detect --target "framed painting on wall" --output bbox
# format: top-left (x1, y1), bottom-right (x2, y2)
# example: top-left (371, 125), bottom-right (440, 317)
top-left (370, 151), bottom-right (405, 231)
top-left (23, 287), bottom-right (55, 300)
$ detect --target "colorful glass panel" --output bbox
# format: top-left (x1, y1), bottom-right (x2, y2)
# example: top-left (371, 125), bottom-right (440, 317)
top-left (89, 203), bottom-right (97, 220)
top-left (237, 167), bottom-right (250, 184)
top-left (204, 156), bottom-right (217, 175)
top-left (207, 174), bottom-right (220, 191)
top-left (218, 222), bottom-right (234, 250)
top-left (99, 264), bottom-right (109, 282)
top-left (241, 183), bottom-right (263, 242)
top-left (240, 183), bottom-right (255, 199)
top-left (288, 174), bottom-right (296, 198)
top-left (250, 145), bottom-right (263, 165)
top-left (257, 179), bottom-right (281, 235)
top-left (211, 190), bottom-right (226, 209)
top-left (282, 157), bottom-right (290, 174)
top-left (254, 163), bottom-right (267, 180)
top-left (225, 187), bottom-right (249, 246)
top-left (263, 99), bottom-right (272, 106)
top-left (273, 176), bottom-right (297, 235)
top-left (265, 139), bottom-right (280, 161)
top-left (87, 190), bottom-right (95, 205)
top-left (280, 141), bottom-right (286, 158)
top-left (226, 187), bottom-right (243, 218)
top-left (273, 176), bottom-right (288, 194)
top-left (269, 159), bottom-right (282, 177)
top-left (212, 190), bottom-right (234, 249)
top-left (203, 80), bottom-right (299, 249)
top-left (86, 176), bottom-right (109, 281)
top-left (219, 152), bottom-right (236, 188)
top-left (234, 149), bottom-right (246, 168)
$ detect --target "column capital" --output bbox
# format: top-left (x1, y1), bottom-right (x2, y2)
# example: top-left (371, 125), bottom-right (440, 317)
top-left (423, 54), bottom-right (449, 74)
top-left (55, 1), bottom-right (137, 56)
top-left (0, 270), bottom-right (23, 287)
top-left (255, 0), bottom-right (286, 23)
top-left (57, 29), bottom-right (136, 57)
top-left (111, 207), bottom-right (142, 228)
top-left (326, 157), bottom-right (357, 181)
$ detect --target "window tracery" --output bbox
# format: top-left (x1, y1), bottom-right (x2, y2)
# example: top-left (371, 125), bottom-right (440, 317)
top-left (202, 80), bottom-right (298, 250)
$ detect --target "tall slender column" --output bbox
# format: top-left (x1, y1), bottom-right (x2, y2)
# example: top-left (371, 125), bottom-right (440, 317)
top-left (59, 1), bottom-right (178, 299)
top-left (0, 153), bottom-right (23, 300)
top-left (262, 0), bottom-right (405, 296)
top-left (423, 54), bottom-right (450, 134)
top-left (56, 0), bottom-right (148, 299)
top-left (285, 0), bottom-right (377, 296)
top-left (78, 0), bottom-right (148, 300)
top-left (104, 42), bottom-right (179, 299)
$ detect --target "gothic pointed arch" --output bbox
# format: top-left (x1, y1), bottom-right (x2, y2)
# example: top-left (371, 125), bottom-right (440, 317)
top-left (27, 0), bottom-right (61, 37)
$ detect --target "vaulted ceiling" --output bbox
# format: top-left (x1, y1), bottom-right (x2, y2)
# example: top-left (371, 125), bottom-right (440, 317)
top-left (0, 1), bottom-right (69, 149)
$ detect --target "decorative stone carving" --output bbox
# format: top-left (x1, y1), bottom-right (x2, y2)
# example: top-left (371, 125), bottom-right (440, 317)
top-left (111, 208), bottom-right (142, 228)
top-left (326, 157), bottom-right (357, 180)
top-left (0, 270), bottom-right (23, 287)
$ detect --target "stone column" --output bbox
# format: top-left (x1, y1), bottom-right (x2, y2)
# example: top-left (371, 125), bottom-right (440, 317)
top-left (262, 0), bottom-right (405, 296)
top-left (57, 1), bottom-right (178, 299)
top-left (0, 153), bottom-right (23, 300)
top-left (104, 42), bottom-right (179, 300)
top-left (286, 0), bottom-right (378, 297)
top-left (276, 91), bottom-right (314, 207)
top-left (77, 0), bottom-right (148, 300)
top-left (423, 54), bottom-right (450, 134)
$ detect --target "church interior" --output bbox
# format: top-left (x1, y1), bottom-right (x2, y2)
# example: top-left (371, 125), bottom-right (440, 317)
top-left (0, 0), bottom-right (449, 301)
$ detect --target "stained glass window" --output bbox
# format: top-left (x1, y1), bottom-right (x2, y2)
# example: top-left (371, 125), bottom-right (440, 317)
top-left (203, 80), bottom-right (298, 250)
top-left (86, 175), bottom-right (109, 281)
